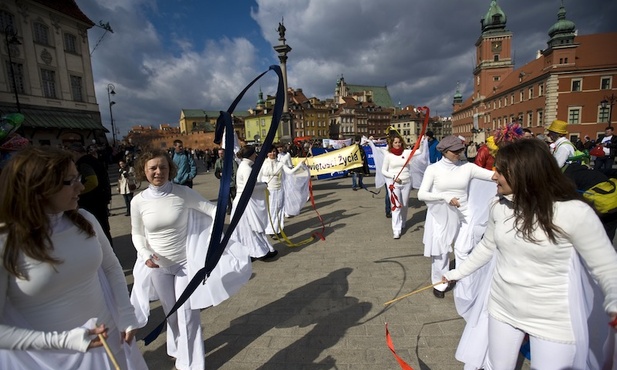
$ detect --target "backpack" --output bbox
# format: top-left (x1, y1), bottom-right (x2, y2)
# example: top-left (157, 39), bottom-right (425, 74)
top-left (582, 178), bottom-right (617, 214)
top-left (556, 141), bottom-right (590, 166)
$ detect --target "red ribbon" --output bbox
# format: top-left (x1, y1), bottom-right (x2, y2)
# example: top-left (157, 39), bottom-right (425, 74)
top-left (385, 323), bottom-right (414, 370)
top-left (389, 106), bottom-right (431, 210)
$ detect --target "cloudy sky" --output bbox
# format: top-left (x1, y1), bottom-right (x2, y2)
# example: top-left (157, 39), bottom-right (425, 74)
top-left (75, 0), bottom-right (617, 138)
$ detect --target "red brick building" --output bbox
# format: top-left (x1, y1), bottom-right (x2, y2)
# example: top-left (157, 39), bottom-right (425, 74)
top-left (452, 1), bottom-right (617, 144)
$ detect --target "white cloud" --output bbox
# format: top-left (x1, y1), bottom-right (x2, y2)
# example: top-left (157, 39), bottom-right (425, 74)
top-left (75, 0), bottom-right (617, 138)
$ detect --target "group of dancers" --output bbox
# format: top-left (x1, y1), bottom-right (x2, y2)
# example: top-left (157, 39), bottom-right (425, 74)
top-left (1, 125), bottom-right (616, 370)
top-left (0, 141), bottom-right (309, 370)
top-left (373, 125), bottom-right (617, 370)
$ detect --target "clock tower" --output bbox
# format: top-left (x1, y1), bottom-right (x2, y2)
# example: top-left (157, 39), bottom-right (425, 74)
top-left (473, 0), bottom-right (514, 101)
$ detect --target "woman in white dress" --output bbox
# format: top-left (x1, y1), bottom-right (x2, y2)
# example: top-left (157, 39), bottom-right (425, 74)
top-left (130, 149), bottom-right (250, 370)
top-left (232, 145), bottom-right (278, 260)
top-left (381, 134), bottom-right (422, 239)
top-left (417, 135), bottom-right (494, 298)
top-left (261, 147), bottom-right (306, 238)
top-left (444, 139), bottom-right (617, 370)
top-left (0, 146), bottom-right (146, 370)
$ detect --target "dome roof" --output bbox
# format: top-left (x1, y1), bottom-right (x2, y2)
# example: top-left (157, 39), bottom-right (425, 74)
top-left (256, 89), bottom-right (265, 105)
top-left (548, 5), bottom-right (576, 38)
top-left (453, 83), bottom-right (463, 104)
top-left (482, 0), bottom-right (507, 33)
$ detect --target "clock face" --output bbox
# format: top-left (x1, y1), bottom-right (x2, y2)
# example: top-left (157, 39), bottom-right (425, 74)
top-left (492, 41), bottom-right (502, 52)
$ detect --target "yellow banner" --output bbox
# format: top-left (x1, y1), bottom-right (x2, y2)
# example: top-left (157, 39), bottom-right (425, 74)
top-left (291, 144), bottom-right (363, 176)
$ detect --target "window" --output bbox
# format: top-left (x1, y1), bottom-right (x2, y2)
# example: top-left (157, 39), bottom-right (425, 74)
top-left (494, 55), bottom-right (499, 62)
top-left (0, 10), bottom-right (16, 32)
top-left (528, 87), bottom-right (533, 99)
top-left (601, 77), bottom-right (612, 90)
top-left (527, 112), bottom-right (533, 127)
top-left (568, 107), bottom-right (581, 124)
top-left (510, 94), bottom-right (514, 105)
top-left (493, 76), bottom-right (500, 81)
top-left (64, 33), bottom-right (77, 53)
top-left (599, 105), bottom-right (610, 123)
top-left (519, 90), bottom-right (524, 101)
top-left (537, 110), bottom-right (544, 127)
top-left (538, 83), bottom-right (544, 96)
top-left (70, 75), bottom-right (83, 101)
top-left (34, 22), bottom-right (50, 45)
top-left (5, 61), bottom-right (25, 94)
top-left (571, 79), bottom-right (582, 92)
top-left (41, 69), bottom-right (57, 98)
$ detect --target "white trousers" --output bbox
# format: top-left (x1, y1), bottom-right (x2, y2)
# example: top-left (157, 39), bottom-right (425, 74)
top-left (386, 179), bottom-right (411, 233)
top-left (265, 188), bottom-right (284, 235)
top-left (431, 253), bottom-right (450, 291)
top-left (150, 261), bottom-right (205, 370)
top-left (485, 316), bottom-right (576, 370)
top-left (432, 219), bottom-right (473, 292)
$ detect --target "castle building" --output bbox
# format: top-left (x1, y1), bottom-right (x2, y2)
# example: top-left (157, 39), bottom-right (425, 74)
top-left (452, 0), bottom-right (617, 144)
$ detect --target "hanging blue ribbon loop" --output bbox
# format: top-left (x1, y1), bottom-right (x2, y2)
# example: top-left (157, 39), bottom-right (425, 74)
top-left (144, 65), bottom-right (285, 345)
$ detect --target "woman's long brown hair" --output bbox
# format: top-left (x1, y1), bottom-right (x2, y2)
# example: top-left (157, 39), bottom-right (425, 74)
top-left (0, 147), bottom-right (95, 279)
top-left (494, 139), bottom-right (580, 243)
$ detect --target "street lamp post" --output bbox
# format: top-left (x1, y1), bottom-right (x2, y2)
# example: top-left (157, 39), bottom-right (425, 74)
top-left (107, 84), bottom-right (116, 146)
top-left (601, 94), bottom-right (616, 126)
top-left (5, 25), bottom-right (22, 113)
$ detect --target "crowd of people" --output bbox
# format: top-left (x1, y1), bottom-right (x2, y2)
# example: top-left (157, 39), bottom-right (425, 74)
top-left (0, 118), bottom-right (616, 369)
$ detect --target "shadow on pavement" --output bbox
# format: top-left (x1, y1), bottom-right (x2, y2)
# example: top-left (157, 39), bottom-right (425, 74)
top-left (205, 268), bottom-right (372, 369)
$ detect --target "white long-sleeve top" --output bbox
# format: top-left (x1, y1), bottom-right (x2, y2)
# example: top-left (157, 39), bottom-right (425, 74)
top-left (277, 152), bottom-right (293, 169)
top-left (418, 158), bottom-right (494, 215)
top-left (445, 197), bottom-right (617, 343)
top-left (236, 158), bottom-right (266, 195)
top-left (0, 210), bottom-right (137, 352)
top-left (551, 137), bottom-right (576, 167)
top-left (381, 149), bottom-right (422, 184)
top-left (130, 182), bottom-right (216, 267)
top-left (260, 158), bottom-right (304, 191)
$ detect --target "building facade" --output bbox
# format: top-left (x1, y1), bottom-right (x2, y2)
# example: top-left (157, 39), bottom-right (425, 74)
top-left (0, 0), bottom-right (108, 147)
top-left (452, 1), bottom-right (617, 144)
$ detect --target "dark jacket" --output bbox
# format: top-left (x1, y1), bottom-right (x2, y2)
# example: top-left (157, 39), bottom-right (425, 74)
top-left (350, 145), bottom-right (370, 175)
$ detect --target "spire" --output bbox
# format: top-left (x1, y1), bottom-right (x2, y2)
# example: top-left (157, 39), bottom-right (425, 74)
top-left (256, 88), bottom-right (265, 108)
top-left (453, 82), bottom-right (463, 104)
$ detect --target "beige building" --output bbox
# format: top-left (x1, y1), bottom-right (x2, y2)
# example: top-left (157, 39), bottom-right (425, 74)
top-left (0, 0), bottom-right (108, 147)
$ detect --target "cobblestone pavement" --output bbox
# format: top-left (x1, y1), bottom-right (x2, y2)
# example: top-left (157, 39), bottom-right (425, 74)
top-left (108, 163), bottom-right (532, 369)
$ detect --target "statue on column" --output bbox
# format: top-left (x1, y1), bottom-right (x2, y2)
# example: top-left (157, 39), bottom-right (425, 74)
top-left (277, 20), bottom-right (286, 39)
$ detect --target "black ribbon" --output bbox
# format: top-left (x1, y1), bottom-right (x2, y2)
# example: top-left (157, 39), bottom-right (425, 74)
top-left (144, 65), bottom-right (285, 344)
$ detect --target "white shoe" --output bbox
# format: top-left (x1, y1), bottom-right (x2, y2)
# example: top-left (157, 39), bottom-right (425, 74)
top-left (393, 231), bottom-right (400, 239)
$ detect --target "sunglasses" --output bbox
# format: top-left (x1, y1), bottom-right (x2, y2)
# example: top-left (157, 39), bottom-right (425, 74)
top-left (62, 174), bottom-right (82, 186)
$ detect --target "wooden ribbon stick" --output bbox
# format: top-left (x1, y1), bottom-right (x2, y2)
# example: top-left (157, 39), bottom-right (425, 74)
top-left (383, 281), bottom-right (447, 306)
top-left (98, 334), bottom-right (121, 370)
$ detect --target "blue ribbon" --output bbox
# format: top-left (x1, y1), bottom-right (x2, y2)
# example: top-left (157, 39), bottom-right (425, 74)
top-left (144, 65), bottom-right (285, 345)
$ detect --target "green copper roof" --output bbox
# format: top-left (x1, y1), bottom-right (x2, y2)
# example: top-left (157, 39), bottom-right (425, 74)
top-left (346, 84), bottom-right (394, 107)
top-left (548, 5), bottom-right (576, 38)
top-left (453, 84), bottom-right (463, 103)
top-left (181, 109), bottom-right (222, 118)
top-left (0, 105), bottom-right (106, 131)
top-left (482, 0), bottom-right (507, 33)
